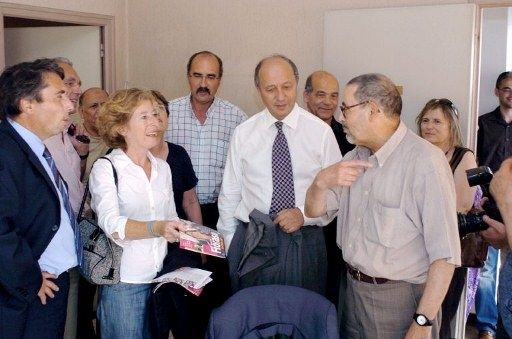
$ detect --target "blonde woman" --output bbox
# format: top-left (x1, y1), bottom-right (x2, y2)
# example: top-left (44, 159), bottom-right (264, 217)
top-left (89, 89), bottom-right (185, 338)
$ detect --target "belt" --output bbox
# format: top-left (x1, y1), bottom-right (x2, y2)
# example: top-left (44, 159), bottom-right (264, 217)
top-left (347, 265), bottom-right (389, 284)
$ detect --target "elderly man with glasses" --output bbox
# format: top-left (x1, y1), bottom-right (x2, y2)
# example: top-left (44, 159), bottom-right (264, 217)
top-left (305, 73), bottom-right (460, 339)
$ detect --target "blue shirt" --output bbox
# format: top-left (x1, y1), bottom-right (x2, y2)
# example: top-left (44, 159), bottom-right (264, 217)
top-left (9, 118), bottom-right (77, 276)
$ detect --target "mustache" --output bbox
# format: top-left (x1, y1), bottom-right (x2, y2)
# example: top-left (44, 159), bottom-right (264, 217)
top-left (196, 87), bottom-right (210, 95)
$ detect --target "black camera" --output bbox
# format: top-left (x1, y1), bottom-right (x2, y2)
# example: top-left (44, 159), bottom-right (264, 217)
top-left (457, 166), bottom-right (502, 238)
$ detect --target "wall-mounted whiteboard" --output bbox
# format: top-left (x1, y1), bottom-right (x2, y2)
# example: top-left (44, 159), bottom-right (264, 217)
top-left (324, 4), bottom-right (475, 145)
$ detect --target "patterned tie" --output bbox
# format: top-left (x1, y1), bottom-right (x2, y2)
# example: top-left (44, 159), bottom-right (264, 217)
top-left (43, 147), bottom-right (83, 266)
top-left (269, 121), bottom-right (295, 217)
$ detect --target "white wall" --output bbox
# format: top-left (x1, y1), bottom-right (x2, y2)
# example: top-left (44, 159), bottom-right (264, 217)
top-left (4, 26), bottom-right (102, 90)
top-left (125, 0), bottom-right (469, 116)
top-left (479, 7), bottom-right (508, 115)
top-left (1, 0), bottom-right (127, 91)
top-left (324, 4), bottom-right (475, 143)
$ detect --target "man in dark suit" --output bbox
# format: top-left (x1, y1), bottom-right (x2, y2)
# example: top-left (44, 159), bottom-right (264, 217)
top-left (0, 58), bottom-right (77, 338)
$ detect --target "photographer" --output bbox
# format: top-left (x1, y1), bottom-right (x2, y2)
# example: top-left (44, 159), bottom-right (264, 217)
top-left (481, 158), bottom-right (512, 338)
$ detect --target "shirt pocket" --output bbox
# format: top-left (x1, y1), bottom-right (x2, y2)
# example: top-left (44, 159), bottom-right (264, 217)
top-left (370, 202), bottom-right (418, 249)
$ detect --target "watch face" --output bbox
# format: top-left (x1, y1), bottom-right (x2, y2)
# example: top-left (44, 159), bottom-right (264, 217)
top-left (416, 315), bottom-right (427, 325)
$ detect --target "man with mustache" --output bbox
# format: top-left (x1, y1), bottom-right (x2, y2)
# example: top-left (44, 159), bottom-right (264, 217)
top-left (166, 51), bottom-right (246, 307)
top-left (166, 51), bottom-right (246, 229)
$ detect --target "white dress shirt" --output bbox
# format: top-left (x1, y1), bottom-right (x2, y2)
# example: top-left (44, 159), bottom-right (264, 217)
top-left (217, 103), bottom-right (342, 249)
top-left (89, 149), bottom-right (178, 283)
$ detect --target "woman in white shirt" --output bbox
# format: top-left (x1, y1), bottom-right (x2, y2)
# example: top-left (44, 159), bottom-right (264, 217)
top-left (89, 88), bottom-right (185, 338)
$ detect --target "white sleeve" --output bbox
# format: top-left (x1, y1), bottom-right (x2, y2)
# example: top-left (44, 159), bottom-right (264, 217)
top-left (89, 158), bottom-right (129, 243)
top-left (302, 127), bottom-right (343, 226)
top-left (216, 128), bottom-right (243, 250)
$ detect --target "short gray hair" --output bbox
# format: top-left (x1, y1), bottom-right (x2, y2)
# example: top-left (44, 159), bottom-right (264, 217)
top-left (347, 73), bottom-right (402, 117)
top-left (53, 57), bottom-right (73, 66)
top-left (254, 54), bottom-right (299, 88)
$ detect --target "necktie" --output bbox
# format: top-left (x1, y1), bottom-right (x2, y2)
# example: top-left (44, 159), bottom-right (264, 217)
top-left (43, 147), bottom-right (83, 266)
top-left (269, 121), bottom-right (295, 217)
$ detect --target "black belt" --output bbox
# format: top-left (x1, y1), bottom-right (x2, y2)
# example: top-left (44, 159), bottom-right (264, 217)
top-left (347, 265), bottom-right (389, 284)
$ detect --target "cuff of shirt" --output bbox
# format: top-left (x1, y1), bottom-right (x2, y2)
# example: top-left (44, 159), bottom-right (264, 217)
top-left (299, 205), bottom-right (333, 226)
top-left (107, 216), bottom-right (129, 242)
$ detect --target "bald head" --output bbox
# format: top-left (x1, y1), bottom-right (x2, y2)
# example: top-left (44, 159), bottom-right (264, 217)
top-left (79, 87), bottom-right (108, 136)
top-left (303, 71), bottom-right (339, 124)
top-left (254, 55), bottom-right (299, 120)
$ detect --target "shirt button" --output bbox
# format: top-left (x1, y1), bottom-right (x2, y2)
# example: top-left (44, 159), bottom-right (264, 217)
top-left (357, 217), bottom-right (361, 222)
top-left (364, 191), bottom-right (369, 195)
top-left (52, 225), bottom-right (59, 231)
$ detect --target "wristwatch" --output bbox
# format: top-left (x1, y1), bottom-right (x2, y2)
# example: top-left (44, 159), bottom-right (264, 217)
top-left (413, 313), bottom-right (433, 326)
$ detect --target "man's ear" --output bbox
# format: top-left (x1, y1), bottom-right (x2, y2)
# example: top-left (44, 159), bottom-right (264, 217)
top-left (303, 91), bottom-right (310, 104)
top-left (19, 98), bottom-right (33, 114)
top-left (495, 88), bottom-right (500, 98)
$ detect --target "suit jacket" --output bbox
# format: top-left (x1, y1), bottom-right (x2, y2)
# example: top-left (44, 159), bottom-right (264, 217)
top-left (0, 120), bottom-right (61, 337)
top-left (206, 284), bottom-right (339, 339)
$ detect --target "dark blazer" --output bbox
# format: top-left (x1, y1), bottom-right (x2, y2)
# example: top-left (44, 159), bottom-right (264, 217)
top-left (0, 120), bottom-right (61, 338)
top-left (206, 284), bottom-right (339, 339)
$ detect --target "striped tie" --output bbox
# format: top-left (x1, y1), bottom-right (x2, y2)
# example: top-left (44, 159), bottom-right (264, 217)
top-left (43, 147), bottom-right (82, 266)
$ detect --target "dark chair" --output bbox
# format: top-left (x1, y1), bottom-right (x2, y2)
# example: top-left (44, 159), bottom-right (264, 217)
top-left (206, 284), bottom-right (339, 339)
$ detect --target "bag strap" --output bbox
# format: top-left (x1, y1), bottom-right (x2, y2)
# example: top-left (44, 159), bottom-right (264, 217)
top-left (78, 156), bottom-right (118, 220)
top-left (449, 147), bottom-right (472, 174)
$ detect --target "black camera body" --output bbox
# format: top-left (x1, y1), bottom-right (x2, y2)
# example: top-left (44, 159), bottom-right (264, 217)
top-left (457, 166), bottom-right (502, 238)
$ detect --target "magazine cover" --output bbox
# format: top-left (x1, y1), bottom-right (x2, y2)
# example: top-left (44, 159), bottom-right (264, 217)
top-left (179, 220), bottom-right (226, 258)
top-left (152, 267), bottom-right (212, 296)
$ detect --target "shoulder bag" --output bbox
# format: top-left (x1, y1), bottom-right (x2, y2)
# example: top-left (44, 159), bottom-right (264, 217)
top-left (78, 156), bottom-right (123, 284)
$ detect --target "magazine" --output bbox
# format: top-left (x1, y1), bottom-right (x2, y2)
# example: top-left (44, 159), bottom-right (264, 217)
top-left (151, 267), bottom-right (212, 296)
top-left (179, 220), bottom-right (226, 258)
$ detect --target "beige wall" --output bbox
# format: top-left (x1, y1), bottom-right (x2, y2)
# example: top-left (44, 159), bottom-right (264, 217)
top-left (2, 0), bottom-right (128, 91)
top-left (125, 0), bottom-right (470, 115)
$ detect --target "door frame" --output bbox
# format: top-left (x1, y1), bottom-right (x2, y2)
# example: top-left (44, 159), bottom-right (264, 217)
top-left (472, 1), bottom-right (512, 150)
top-left (0, 2), bottom-right (115, 93)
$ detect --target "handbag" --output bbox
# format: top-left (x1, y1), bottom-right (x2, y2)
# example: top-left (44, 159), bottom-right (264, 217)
top-left (78, 156), bottom-right (123, 284)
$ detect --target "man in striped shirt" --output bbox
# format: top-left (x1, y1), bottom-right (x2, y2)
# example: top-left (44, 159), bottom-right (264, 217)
top-left (166, 51), bottom-right (247, 228)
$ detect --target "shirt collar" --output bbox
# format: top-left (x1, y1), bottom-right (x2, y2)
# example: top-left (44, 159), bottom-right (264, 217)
top-left (188, 94), bottom-right (217, 118)
top-left (262, 103), bottom-right (300, 130)
top-left (110, 148), bottom-right (160, 177)
top-left (373, 121), bottom-right (407, 167)
top-left (7, 117), bottom-right (46, 157)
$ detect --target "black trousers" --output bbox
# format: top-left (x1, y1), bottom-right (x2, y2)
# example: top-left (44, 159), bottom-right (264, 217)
top-left (199, 202), bottom-right (231, 307)
top-left (76, 275), bottom-right (99, 338)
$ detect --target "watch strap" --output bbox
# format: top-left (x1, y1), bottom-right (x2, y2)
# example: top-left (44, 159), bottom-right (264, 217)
top-left (413, 313), bottom-right (433, 326)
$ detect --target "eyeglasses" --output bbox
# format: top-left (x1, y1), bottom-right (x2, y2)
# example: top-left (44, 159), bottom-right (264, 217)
top-left (340, 101), bottom-right (369, 116)
top-left (189, 73), bottom-right (220, 81)
top-left (498, 87), bottom-right (512, 94)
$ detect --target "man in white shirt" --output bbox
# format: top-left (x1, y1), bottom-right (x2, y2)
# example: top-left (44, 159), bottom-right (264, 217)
top-left (217, 55), bottom-right (342, 294)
